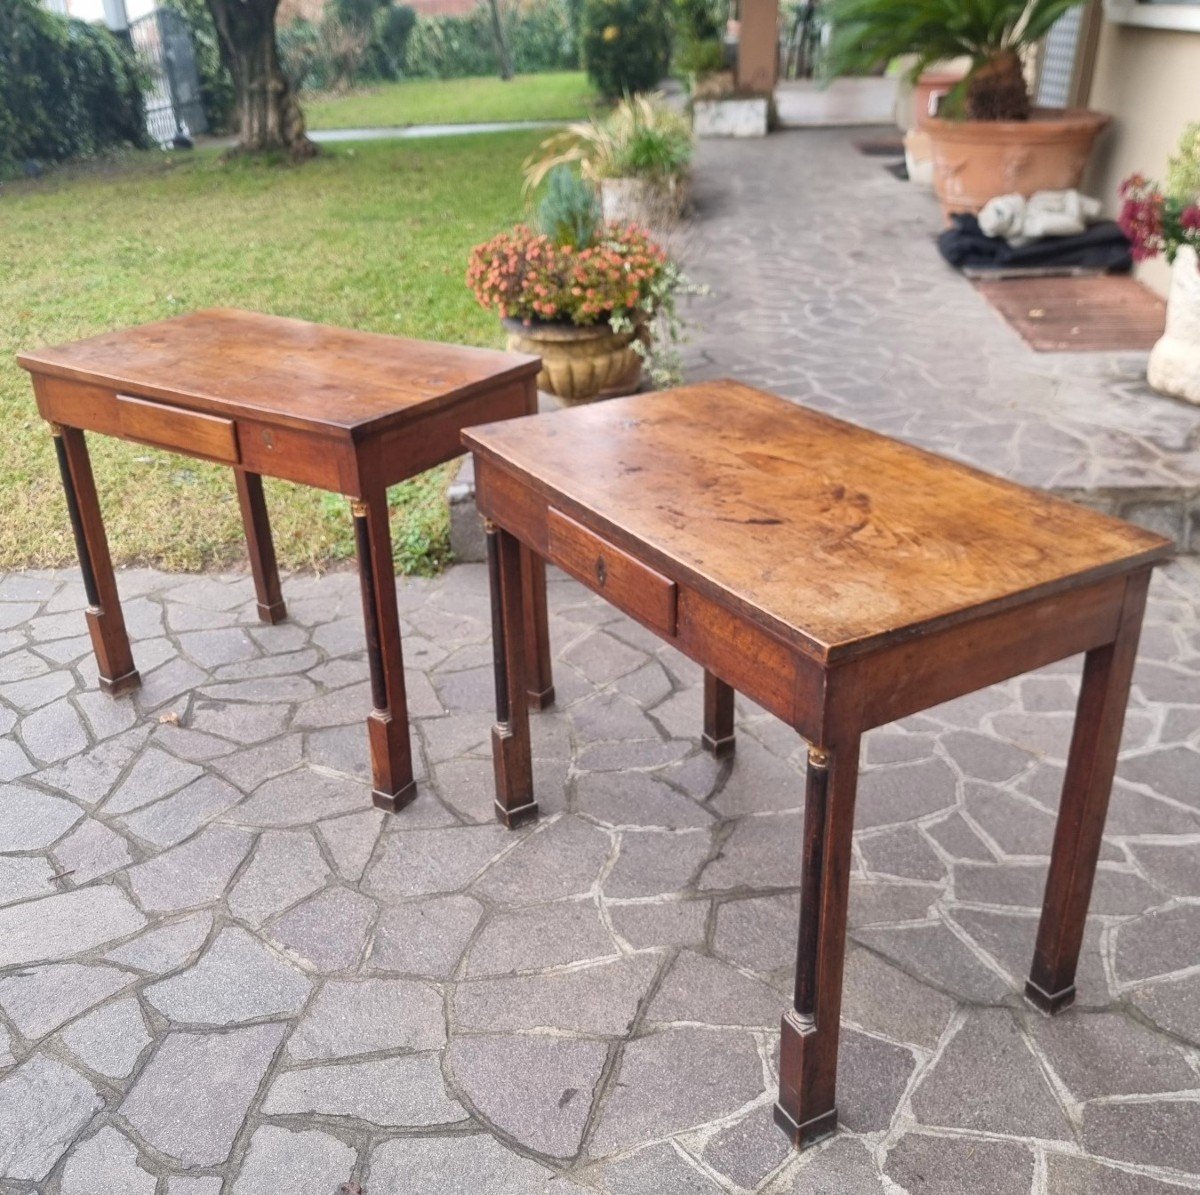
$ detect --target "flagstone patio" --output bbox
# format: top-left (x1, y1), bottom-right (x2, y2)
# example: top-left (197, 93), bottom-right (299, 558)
top-left (1, 551), bottom-right (1199, 1194)
top-left (6, 123), bottom-right (1200, 1194)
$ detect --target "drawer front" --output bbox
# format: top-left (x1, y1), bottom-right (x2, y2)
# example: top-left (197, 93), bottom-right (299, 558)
top-left (547, 507), bottom-right (677, 637)
top-left (116, 393), bottom-right (240, 465)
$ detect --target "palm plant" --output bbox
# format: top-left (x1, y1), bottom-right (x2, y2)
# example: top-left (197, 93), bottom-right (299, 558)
top-left (821, 0), bottom-right (1087, 120)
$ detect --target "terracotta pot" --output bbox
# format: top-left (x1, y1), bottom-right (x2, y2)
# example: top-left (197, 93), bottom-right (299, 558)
top-left (926, 108), bottom-right (1110, 220)
top-left (1148, 246), bottom-right (1200, 407)
top-left (503, 318), bottom-right (644, 405)
top-left (912, 70), bottom-right (964, 130)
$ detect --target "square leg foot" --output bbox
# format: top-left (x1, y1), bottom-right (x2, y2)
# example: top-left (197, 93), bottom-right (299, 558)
top-left (526, 685), bottom-right (555, 712)
top-left (702, 731), bottom-right (736, 759)
top-left (1025, 978), bottom-right (1076, 1015)
top-left (372, 780), bottom-right (418, 814)
top-left (494, 799), bottom-right (539, 829)
top-left (99, 669), bottom-right (141, 697)
top-left (773, 1102), bottom-right (837, 1149)
top-left (257, 601), bottom-right (288, 625)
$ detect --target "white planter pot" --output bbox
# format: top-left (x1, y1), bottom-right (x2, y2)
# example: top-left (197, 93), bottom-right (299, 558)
top-left (693, 97), bottom-right (769, 138)
top-left (600, 176), bottom-right (687, 225)
top-left (1148, 246), bottom-right (1200, 407)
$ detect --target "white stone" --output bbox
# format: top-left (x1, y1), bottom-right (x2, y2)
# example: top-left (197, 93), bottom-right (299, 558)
top-left (60, 1126), bottom-right (157, 1195)
top-left (693, 97), bottom-right (769, 138)
top-left (0, 783), bottom-right (82, 850)
top-left (232, 1126), bottom-right (356, 1194)
top-left (227, 829), bottom-right (329, 925)
top-left (105, 911), bottom-right (213, 972)
top-left (0, 855), bottom-right (55, 906)
top-left (0, 886), bottom-right (145, 966)
top-left (145, 927), bottom-right (312, 1024)
top-left (60, 997), bottom-right (152, 1078)
top-left (262, 1055), bottom-right (463, 1126)
top-left (288, 978), bottom-right (445, 1061)
top-left (369, 1134), bottom-right (554, 1195)
top-left (0, 1055), bottom-right (102, 1181)
top-left (0, 961), bottom-right (132, 1039)
top-left (120, 1024), bottom-right (286, 1166)
top-left (1148, 246), bottom-right (1200, 406)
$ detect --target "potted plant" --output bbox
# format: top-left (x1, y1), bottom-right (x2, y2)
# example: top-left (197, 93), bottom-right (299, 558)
top-left (467, 168), bottom-right (697, 405)
top-left (1119, 125), bottom-right (1200, 407)
top-left (823, 0), bottom-right (1109, 219)
top-left (525, 94), bottom-right (694, 227)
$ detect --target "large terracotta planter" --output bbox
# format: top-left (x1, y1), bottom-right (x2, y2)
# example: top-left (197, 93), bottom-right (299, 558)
top-left (926, 108), bottom-right (1110, 220)
top-left (503, 318), bottom-right (643, 405)
top-left (912, 70), bottom-right (964, 129)
top-left (1148, 246), bottom-right (1200, 407)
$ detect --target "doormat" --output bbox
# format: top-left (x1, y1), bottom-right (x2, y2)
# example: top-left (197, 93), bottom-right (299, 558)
top-left (972, 274), bottom-right (1165, 352)
top-left (855, 137), bottom-right (905, 157)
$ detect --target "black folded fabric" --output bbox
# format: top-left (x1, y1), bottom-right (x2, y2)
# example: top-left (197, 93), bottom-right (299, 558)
top-left (937, 214), bottom-right (1134, 272)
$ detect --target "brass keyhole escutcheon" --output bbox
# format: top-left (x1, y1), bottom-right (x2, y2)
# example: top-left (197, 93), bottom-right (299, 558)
top-left (596, 555), bottom-right (607, 586)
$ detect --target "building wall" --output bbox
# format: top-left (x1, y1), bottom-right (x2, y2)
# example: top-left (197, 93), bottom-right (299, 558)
top-left (1085, 20), bottom-right (1200, 294)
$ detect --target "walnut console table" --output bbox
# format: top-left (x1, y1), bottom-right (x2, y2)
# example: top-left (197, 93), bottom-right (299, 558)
top-left (19, 308), bottom-right (553, 811)
top-left (464, 381), bottom-right (1173, 1148)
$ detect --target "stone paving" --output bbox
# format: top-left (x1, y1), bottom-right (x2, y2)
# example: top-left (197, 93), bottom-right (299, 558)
top-left (2, 554), bottom-right (1200, 1194)
top-left (680, 128), bottom-right (1200, 550)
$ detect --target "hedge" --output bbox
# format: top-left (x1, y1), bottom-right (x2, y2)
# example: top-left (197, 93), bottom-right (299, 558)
top-left (0, 0), bottom-right (149, 176)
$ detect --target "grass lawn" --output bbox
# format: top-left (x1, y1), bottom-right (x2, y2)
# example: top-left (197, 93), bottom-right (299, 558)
top-left (304, 70), bottom-right (596, 130)
top-left (0, 131), bottom-right (545, 574)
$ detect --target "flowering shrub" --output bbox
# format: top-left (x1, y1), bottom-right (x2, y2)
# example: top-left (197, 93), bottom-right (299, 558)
top-left (1119, 175), bottom-right (1200, 269)
top-left (467, 223), bottom-right (670, 326)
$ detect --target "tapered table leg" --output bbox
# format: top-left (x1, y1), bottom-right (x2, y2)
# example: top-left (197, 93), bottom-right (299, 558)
top-left (776, 735), bottom-right (862, 1148)
top-left (702, 671), bottom-right (736, 757)
top-left (489, 523), bottom-right (537, 828)
top-left (351, 493), bottom-right (416, 812)
top-left (520, 546), bottom-right (555, 710)
top-left (53, 425), bottom-right (140, 695)
top-left (1026, 570), bottom-right (1151, 1013)
top-left (235, 470), bottom-right (287, 625)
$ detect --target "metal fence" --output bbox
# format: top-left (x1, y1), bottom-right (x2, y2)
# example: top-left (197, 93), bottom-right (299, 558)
top-left (129, 8), bottom-right (208, 145)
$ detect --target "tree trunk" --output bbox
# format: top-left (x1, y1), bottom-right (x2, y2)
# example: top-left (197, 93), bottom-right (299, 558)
top-left (486, 0), bottom-right (513, 81)
top-left (965, 50), bottom-right (1030, 121)
top-left (205, 0), bottom-right (316, 157)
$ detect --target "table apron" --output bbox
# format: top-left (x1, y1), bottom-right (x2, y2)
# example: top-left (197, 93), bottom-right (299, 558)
top-left (477, 459), bottom-right (816, 730)
top-left (33, 373), bottom-right (357, 492)
top-left (842, 571), bottom-right (1131, 731)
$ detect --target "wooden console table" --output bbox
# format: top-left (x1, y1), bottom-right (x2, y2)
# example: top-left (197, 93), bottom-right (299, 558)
top-left (464, 380), bottom-right (1173, 1148)
top-left (19, 308), bottom-right (553, 811)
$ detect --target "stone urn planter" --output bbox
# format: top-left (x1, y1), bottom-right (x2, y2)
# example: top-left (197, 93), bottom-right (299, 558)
top-left (600, 176), bottom-right (688, 225)
top-left (503, 318), bottom-right (644, 405)
top-left (926, 108), bottom-right (1110, 220)
top-left (1148, 246), bottom-right (1200, 407)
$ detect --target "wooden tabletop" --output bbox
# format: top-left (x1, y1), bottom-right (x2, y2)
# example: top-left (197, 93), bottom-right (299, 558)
top-left (17, 309), bottom-right (540, 439)
top-left (465, 381), bottom-right (1174, 662)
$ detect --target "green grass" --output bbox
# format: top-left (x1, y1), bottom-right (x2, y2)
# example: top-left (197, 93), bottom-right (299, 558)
top-left (0, 132), bottom-right (546, 573)
top-left (304, 71), bottom-right (596, 131)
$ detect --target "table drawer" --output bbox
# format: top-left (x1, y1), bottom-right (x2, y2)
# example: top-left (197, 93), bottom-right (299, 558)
top-left (547, 507), bottom-right (677, 637)
top-left (115, 394), bottom-right (240, 465)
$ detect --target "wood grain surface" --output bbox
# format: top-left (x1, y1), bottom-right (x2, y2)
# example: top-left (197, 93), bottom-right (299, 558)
top-left (19, 308), bottom-right (540, 437)
top-left (465, 381), bottom-right (1172, 662)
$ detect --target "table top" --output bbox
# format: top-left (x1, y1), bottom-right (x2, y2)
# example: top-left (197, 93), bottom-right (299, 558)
top-left (18, 309), bottom-right (540, 438)
top-left (465, 381), bottom-right (1174, 662)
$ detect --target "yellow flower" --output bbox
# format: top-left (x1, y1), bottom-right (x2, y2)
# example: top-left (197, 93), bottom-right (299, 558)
top-left (602, 23), bottom-right (620, 41)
